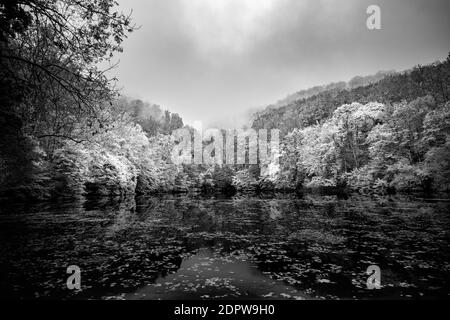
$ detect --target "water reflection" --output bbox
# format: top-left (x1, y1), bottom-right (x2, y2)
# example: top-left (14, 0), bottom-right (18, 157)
top-left (122, 248), bottom-right (306, 300)
top-left (0, 194), bottom-right (449, 299)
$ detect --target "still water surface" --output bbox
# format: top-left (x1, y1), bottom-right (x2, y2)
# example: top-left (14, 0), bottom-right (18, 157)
top-left (0, 194), bottom-right (449, 299)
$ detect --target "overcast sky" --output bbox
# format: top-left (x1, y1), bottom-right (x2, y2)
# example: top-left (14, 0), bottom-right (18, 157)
top-left (113, 0), bottom-right (450, 127)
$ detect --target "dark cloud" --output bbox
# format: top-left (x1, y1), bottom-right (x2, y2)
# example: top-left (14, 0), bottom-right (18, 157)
top-left (114, 0), bottom-right (450, 127)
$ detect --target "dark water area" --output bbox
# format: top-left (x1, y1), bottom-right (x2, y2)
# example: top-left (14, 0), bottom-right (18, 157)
top-left (0, 194), bottom-right (449, 300)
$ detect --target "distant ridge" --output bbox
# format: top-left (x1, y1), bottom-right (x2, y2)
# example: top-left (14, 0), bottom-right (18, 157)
top-left (271, 70), bottom-right (395, 109)
top-left (252, 56), bottom-right (450, 134)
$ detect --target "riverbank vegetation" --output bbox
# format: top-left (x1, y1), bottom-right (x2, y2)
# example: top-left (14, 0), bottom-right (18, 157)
top-left (1, 2), bottom-right (449, 201)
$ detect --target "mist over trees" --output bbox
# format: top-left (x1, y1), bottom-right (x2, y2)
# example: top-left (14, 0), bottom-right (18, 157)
top-left (121, 97), bottom-right (184, 136)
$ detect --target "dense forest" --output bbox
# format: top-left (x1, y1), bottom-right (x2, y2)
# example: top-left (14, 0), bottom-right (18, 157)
top-left (252, 57), bottom-right (450, 194)
top-left (1, 1), bottom-right (449, 202)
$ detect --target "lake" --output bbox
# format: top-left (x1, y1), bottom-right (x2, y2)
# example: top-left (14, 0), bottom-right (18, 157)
top-left (0, 194), bottom-right (449, 300)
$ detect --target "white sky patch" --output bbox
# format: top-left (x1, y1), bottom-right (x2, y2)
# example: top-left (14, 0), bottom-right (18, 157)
top-left (182, 0), bottom-right (279, 56)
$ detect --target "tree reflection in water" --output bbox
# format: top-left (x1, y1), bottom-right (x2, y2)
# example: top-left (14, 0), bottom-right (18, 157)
top-left (0, 194), bottom-right (449, 299)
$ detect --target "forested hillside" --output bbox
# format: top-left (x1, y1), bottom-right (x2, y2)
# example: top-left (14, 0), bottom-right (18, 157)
top-left (251, 56), bottom-right (450, 193)
top-left (267, 70), bottom-right (394, 110)
top-left (253, 59), bottom-right (450, 134)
